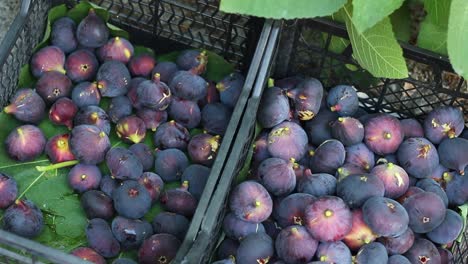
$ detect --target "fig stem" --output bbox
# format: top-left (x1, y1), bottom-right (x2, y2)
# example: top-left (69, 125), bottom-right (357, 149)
top-left (15, 171), bottom-right (46, 202)
top-left (35, 160), bottom-right (79, 172)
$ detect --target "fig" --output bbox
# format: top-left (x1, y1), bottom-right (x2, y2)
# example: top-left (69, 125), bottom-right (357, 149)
top-left (2, 200), bottom-right (43, 238)
top-left (65, 49), bottom-right (99, 82)
top-left (138, 233), bottom-right (181, 264)
top-left (113, 180), bottom-right (152, 219)
top-left (71, 247), bottom-right (106, 264)
top-left (343, 209), bottom-right (378, 251)
top-left (151, 61), bottom-right (179, 83)
top-left (96, 61), bottom-right (131, 97)
top-left (345, 143), bottom-right (375, 171)
top-left (108, 96), bottom-right (132, 124)
top-left (160, 181), bottom-right (198, 217)
top-left (286, 77), bottom-right (323, 121)
top-left (154, 148), bottom-right (189, 181)
top-left (138, 172), bottom-right (164, 203)
top-left (403, 192), bottom-right (446, 233)
top-left (198, 81), bottom-right (220, 107)
top-left (4, 88), bottom-right (45, 124)
top-left (81, 190), bottom-right (114, 220)
top-left (71, 82), bottom-right (101, 108)
top-left (222, 212), bottom-right (265, 241)
top-left (331, 117), bottom-right (364, 146)
top-left (69, 125), bottom-right (110, 165)
top-left (36, 71), bottom-right (72, 104)
top-left (304, 108), bottom-right (338, 146)
top-left (404, 238), bottom-right (441, 264)
top-left (275, 76), bottom-right (304, 90)
top-left (401, 118), bottom-right (424, 139)
top-left (327, 85), bottom-right (359, 116)
top-left (49, 97), bottom-right (78, 129)
top-left (229, 181), bottom-right (273, 223)
top-left (362, 196), bottom-right (409, 237)
top-left (5, 125), bottom-right (46, 161)
top-left (296, 172), bottom-right (336, 197)
top-left (378, 227), bottom-right (415, 255)
top-left (111, 216), bottom-right (152, 250)
top-left (304, 196), bottom-right (353, 242)
top-left (30, 46), bottom-right (65, 78)
top-left (106, 147), bottom-right (143, 180)
top-left (0, 173), bottom-right (18, 209)
top-left (337, 173), bottom-right (385, 209)
top-left (257, 158), bottom-right (296, 196)
top-left (169, 69), bottom-right (208, 101)
top-left (152, 212), bottom-right (189, 240)
top-left (438, 137), bottom-right (468, 175)
top-left (336, 163), bottom-right (367, 181)
top-left (426, 209), bottom-right (463, 245)
top-left (416, 178), bottom-right (448, 207)
top-left (181, 164), bottom-right (211, 200)
top-left (85, 218), bottom-right (120, 258)
top-left (423, 106), bottom-right (464, 144)
top-left (129, 143), bottom-right (154, 171)
top-left (217, 72), bottom-right (245, 108)
top-left (136, 108), bottom-right (167, 131)
top-left (136, 73), bottom-right (172, 110)
top-left (97, 37), bottom-right (134, 63)
top-left (310, 139), bottom-right (346, 174)
top-left (355, 242), bottom-right (388, 264)
top-left (77, 9), bottom-right (110, 48)
top-left (443, 170), bottom-right (468, 206)
top-left (128, 53), bottom-right (156, 77)
top-left (364, 114), bottom-right (404, 155)
top-left (316, 241), bottom-right (352, 264)
top-left (397, 137), bottom-right (439, 178)
top-left (257, 86), bottom-right (290, 128)
top-left (68, 164), bottom-right (102, 193)
top-left (176, 49), bottom-right (207, 74)
top-left (201, 102), bottom-right (232, 135)
top-left (74, 105), bottom-right (110, 134)
top-left (268, 121), bottom-right (308, 161)
top-left (371, 162), bottom-right (409, 199)
top-left (127, 77), bottom-right (146, 108)
top-left (187, 133), bottom-right (221, 166)
top-left (275, 225), bottom-right (318, 263)
top-left (115, 115), bottom-right (146, 144)
top-left (236, 233), bottom-right (274, 264)
top-left (45, 133), bottom-right (76, 163)
top-left (51, 17), bottom-right (77, 53)
top-left (275, 193), bottom-right (315, 227)
top-left (168, 97), bottom-right (201, 129)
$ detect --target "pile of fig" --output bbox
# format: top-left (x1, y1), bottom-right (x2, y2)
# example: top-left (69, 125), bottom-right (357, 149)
top-left (0, 8), bottom-right (244, 264)
top-left (214, 78), bottom-right (467, 264)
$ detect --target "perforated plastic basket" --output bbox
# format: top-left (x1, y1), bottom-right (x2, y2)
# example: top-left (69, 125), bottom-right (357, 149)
top-left (198, 19), bottom-right (468, 264)
top-left (0, 0), bottom-right (265, 263)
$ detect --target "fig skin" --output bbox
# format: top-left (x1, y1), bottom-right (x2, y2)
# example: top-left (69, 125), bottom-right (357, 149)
top-left (229, 181), bottom-right (273, 223)
top-left (267, 121), bottom-right (308, 161)
top-left (71, 82), bottom-right (101, 108)
top-left (330, 117), bottom-right (365, 146)
top-left (2, 200), bottom-right (44, 238)
top-left (371, 162), bottom-right (409, 199)
top-left (96, 61), bottom-right (131, 97)
top-left (35, 71), bottom-right (72, 105)
top-left (5, 125), bottom-right (46, 162)
top-left (217, 72), bottom-right (245, 109)
top-left (65, 49), bottom-right (99, 82)
top-left (128, 53), bottom-right (156, 77)
top-left (97, 37), bottom-right (134, 64)
top-left (397, 137), bottom-right (439, 179)
top-left (423, 106), bottom-right (464, 144)
top-left (257, 86), bottom-right (290, 129)
top-left (69, 125), bottom-right (111, 165)
top-left (4, 88), bottom-right (46, 124)
top-left (45, 133), bottom-right (76, 164)
top-left (77, 9), bottom-right (110, 48)
top-left (364, 114), bottom-right (404, 155)
top-left (49, 97), bottom-right (78, 129)
top-left (0, 173), bottom-right (18, 209)
top-left (286, 77), bottom-right (324, 121)
top-left (438, 137), bottom-right (468, 175)
top-left (30, 46), bottom-right (65, 78)
top-left (327, 85), bottom-right (359, 116)
top-left (51, 17), bottom-right (78, 53)
top-left (115, 115), bottom-right (147, 144)
top-left (136, 73), bottom-right (172, 111)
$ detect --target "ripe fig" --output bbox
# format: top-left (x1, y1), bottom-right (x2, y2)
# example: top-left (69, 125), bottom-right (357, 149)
top-left (304, 108), bottom-right (338, 146)
top-left (51, 17), bottom-right (77, 53)
top-left (438, 137), bottom-right (468, 175)
top-left (201, 102), bottom-right (232, 135)
top-left (404, 238), bottom-right (441, 264)
top-left (168, 97), bottom-right (201, 129)
top-left (113, 180), bottom-right (152, 219)
top-left (188, 133), bottom-right (221, 166)
top-left (36, 71), bottom-right (72, 105)
top-left (217, 72), bottom-right (245, 108)
top-left (426, 209), bottom-right (463, 245)
top-left (181, 164), bottom-right (211, 200)
top-left (397, 137), bottom-right (439, 178)
top-left (138, 233), bottom-right (181, 264)
top-left (49, 97), bottom-right (78, 129)
top-left (371, 162), bottom-right (409, 199)
top-left (169, 69), bottom-right (208, 101)
top-left (4, 88), bottom-right (45, 124)
top-left (423, 106), bottom-right (464, 144)
top-left (268, 121), bottom-right (308, 161)
top-left (229, 181), bottom-right (273, 223)
top-left (128, 53), bottom-right (156, 77)
top-left (345, 143), bottom-right (375, 171)
top-left (297, 172), bottom-right (336, 197)
top-left (129, 143), bottom-right (154, 171)
top-left (69, 125), bottom-right (110, 165)
top-left (176, 49), bottom-right (207, 74)
top-left (85, 218), bottom-right (120, 258)
top-left (327, 85), bottom-right (359, 116)
top-left (443, 170), bottom-right (468, 206)
top-left (275, 193), bottom-right (316, 227)
top-left (343, 209), bottom-right (378, 251)
top-left (364, 114), bottom-right (404, 155)
top-left (152, 212), bottom-right (189, 240)
top-left (65, 49), bottom-right (99, 82)
top-left (2, 200), bottom-right (43, 238)
top-left (151, 61), bottom-right (179, 83)
top-left (96, 61), bottom-right (131, 97)
top-left (401, 118), bottom-right (424, 139)
top-left (108, 96), bottom-right (132, 124)
top-left (106, 147), bottom-right (143, 180)
top-left (222, 212), bottom-right (265, 241)
top-left (337, 173), bottom-right (385, 209)
top-left (304, 196), bottom-right (352, 242)
top-left (81, 190), bottom-right (114, 220)
top-left (403, 192), bottom-right (446, 233)
top-left (115, 115), bottom-right (146, 144)
top-left (331, 117), bottom-right (364, 146)
top-left (160, 181), bottom-right (198, 217)
top-left (378, 227), bottom-right (415, 255)
top-left (45, 133), bottom-right (76, 163)
top-left (286, 77), bottom-right (323, 121)
top-left (236, 233), bottom-right (274, 264)
top-left (30, 46), bottom-right (65, 78)
top-left (257, 86), bottom-right (290, 128)
top-left (355, 242), bottom-right (388, 264)
top-left (138, 172), bottom-right (164, 203)
top-left (97, 37), bottom-right (134, 63)
top-left (136, 73), bottom-right (172, 110)
top-left (74, 105), bottom-right (111, 135)
top-left (68, 164), bottom-right (102, 193)
top-left (275, 225), bottom-right (318, 263)
top-left (111, 216), bottom-right (152, 250)
top-left (126, 77), bottom-right (146, 108)
top-left (154, 148), bottom-right (189, 181)
top-left (316, 241), bottom-right (352, 264)
top-left (136, 108), bottom-right (167, 131)
top-left (71, 82), bottom-right (101, 108)
top-left (77, 9), bottom-right (110, 48)
top-left (0, 173), bottom-right (17, 209)
top-left (257, 158), bottom-right (296, 196)
top-left (198, 81), bottom-right (220, 107)
top-left (310, 139), bottom-right (346, 174)
top-left (362, 196), bottom-right (409, 237)
top-left (71, 247), bottom-right (106, 264)
top-left (5, 125), bottom-right (46, 161)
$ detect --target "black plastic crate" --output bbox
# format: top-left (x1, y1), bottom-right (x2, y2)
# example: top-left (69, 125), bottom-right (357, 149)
top-left (0, 0), bottom-right (265, 263)
top-left (197, 19), bottom-right (468, 263)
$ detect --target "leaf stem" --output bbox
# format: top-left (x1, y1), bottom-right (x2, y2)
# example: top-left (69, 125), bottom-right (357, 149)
top-left (16, 171), bottom-right (46, 202)
top-left (35, 160), bottom-right (79, 172)
top-left (0, 159), bottom-right (49, 169)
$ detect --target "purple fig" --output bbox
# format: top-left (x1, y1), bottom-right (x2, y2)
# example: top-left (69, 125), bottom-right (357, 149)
top-left (30, 46), bottom-right (65, 78)
top-left (35, 71), bottom-right (72, 105)
top-left (77, 9), bottom-right (110, 48)
top-left (397, 137), bottom-right (439, 178)
top-left (4, 88), bottom-right (45, 124)
top-left (136, 73), bottom-right (172, 110)
top-left (65, 49), bottom-right (99, 82)
top-left (5, 125), bottom-right (46, 161)
top-left (115, 115), bottom-right (146, 144)
top-left (97, 37), bottom-right (134, 63)
top-left (286, 77), bottom-right (323, 121)
top-left (423, 106), bottom-right (464, 144)
top-left (364, 114), bottom-right (404, 155)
